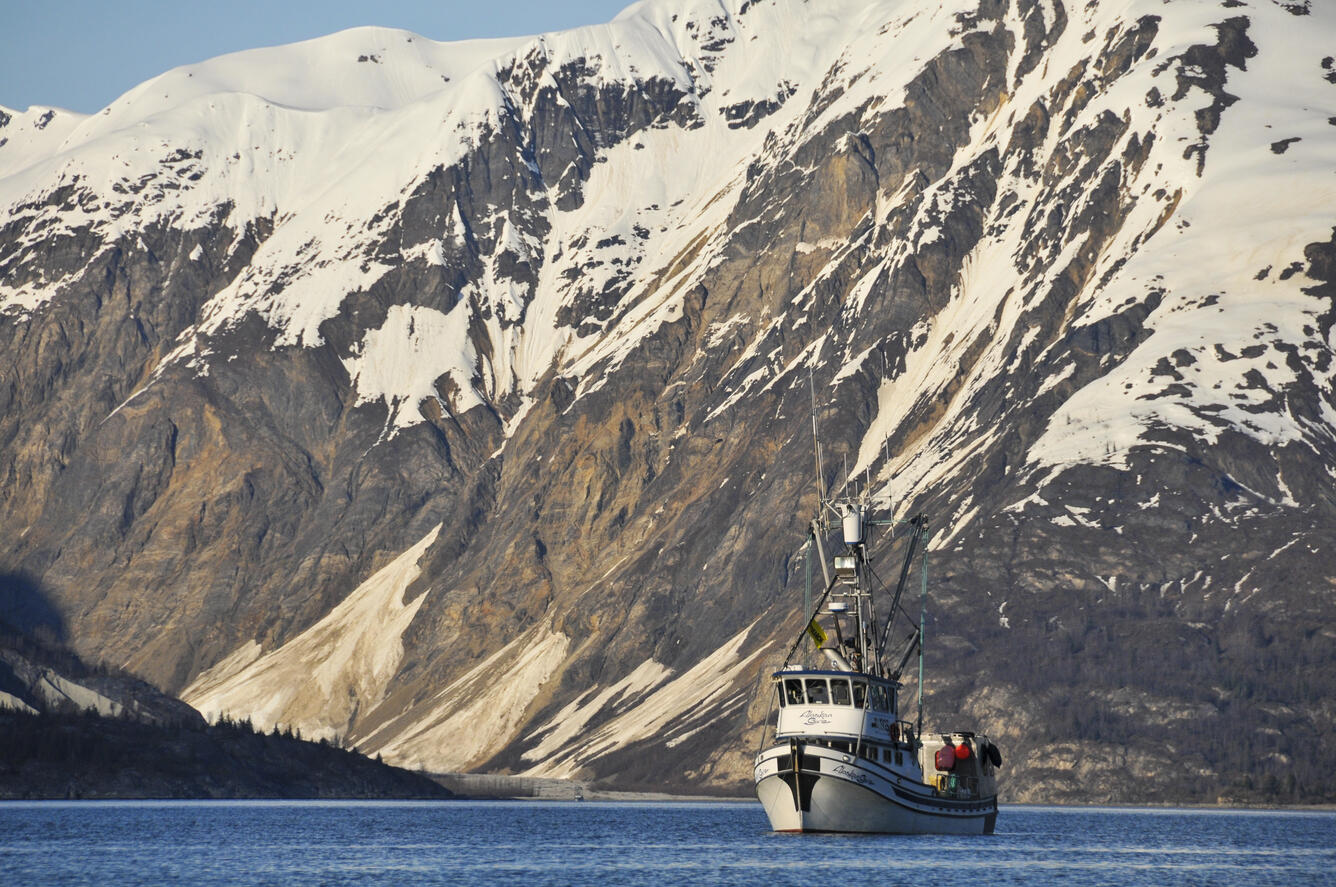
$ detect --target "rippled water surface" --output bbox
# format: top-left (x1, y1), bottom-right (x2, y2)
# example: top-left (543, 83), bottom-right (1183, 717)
top-left (2, 800), bottom-right (1333, 886)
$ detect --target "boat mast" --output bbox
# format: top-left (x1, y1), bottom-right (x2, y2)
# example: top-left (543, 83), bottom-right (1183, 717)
top-left (801, 372), bottom-right (896, 678)
top-left (839, 502), bottom-right (870, 672)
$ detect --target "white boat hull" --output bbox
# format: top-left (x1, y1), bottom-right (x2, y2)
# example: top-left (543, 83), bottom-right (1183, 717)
top-left (755, 745), bottom-right (997, 834)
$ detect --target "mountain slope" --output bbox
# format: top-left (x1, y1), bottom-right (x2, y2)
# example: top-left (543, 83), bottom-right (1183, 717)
top-left (2, 0), bottom-right (1334, 803)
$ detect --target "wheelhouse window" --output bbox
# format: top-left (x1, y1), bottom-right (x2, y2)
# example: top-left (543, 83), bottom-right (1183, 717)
top-left (784, 678), bottom-right (805, 705)
top-left (805, 678), bottom-right (830, 704)
top-left (851, 680), bottom-right (867, 709)
top-left (870, 683), bottom-right (891, 713)
top-left (830, 678), bottom-right (852, 706)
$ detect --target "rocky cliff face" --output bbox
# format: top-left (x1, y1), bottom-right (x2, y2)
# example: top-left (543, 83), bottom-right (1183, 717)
top-left (2, 0), bottom-right (1334, 803)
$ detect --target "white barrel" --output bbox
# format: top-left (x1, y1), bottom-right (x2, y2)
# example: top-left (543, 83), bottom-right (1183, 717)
top-left (842, 506), bottom-right (864, 545)
top-left (821, 647), bottom-right (854, 671)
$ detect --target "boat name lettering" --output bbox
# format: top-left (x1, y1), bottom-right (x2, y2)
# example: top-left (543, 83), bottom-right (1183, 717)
top-left (799, 710), bottom-right (834, 726)
top-left (831, 764), bottom-right (871, 786)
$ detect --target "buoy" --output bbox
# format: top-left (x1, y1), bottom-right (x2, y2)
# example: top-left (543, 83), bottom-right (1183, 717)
top-left (934, 745), bottom-right (956, 771)
top-left (987, 741), bottom-right (1002, 768)
top-left (955, 742), bottom-right (971, 761)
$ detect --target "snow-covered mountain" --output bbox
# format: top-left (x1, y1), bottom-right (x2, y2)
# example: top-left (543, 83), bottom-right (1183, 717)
top-left (3, 0), bottom-right (1334, 803)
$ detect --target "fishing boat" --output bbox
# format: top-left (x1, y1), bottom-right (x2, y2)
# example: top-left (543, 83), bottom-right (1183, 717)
top-left (753, 498), bottom-right (1002, 834)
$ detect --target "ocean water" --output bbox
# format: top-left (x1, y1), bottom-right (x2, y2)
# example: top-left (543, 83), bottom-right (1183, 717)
top-left (1, 800), bottom-right (1332, 886)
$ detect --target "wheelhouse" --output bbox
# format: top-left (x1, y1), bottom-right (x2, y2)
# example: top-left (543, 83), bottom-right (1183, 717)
top-left (770, 668), bottom-right (914, 748)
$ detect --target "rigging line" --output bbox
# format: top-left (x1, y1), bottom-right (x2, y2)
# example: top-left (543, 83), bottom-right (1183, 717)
top-left (865, 546), bottom-right (917, 631)
top-left (876, 512), bottom-right (926, 654)
top-left (780, 572), bottom-right (840, 667)
top-left (862, 558), bottom-right (887, 669)
top-left (802, 534), bottom-right (812, 657)
top-left (865, 561), bottom-right (885, 588)
top-left (808, 370), bottom-right (823, 503)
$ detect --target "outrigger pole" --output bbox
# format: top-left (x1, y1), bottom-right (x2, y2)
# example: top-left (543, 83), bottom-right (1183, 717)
top-left (875, 514), bottom-right (927, 657)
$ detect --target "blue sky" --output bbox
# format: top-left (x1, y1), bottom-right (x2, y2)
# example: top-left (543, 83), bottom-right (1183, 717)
top-left (2, 0), bottom-right (635, 113)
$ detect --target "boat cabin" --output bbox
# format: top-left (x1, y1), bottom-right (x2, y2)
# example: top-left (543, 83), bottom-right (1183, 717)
top-left (771, 668), bottom-right (915, 750)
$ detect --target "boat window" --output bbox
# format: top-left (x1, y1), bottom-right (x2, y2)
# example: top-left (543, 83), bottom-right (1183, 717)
top-left (830, 678), bottom-right (852, 706)
top-left (851, 680), bottom-right (866, 709)
top-left (775, 683), bottom-right (786, 707)
top-left (805, 678), bottom-right (829, 705)
top-left (870, 684), bottom-right (890, 713)
top-left (784, 679), bottom-right (805, 705)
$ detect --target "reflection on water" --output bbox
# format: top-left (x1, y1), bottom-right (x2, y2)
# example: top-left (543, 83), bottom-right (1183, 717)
top-left (0, 801), bottom-right (1333, 887)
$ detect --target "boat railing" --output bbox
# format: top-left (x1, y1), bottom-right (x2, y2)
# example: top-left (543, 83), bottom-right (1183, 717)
top-left (931, 773), bottom-right (980, 798)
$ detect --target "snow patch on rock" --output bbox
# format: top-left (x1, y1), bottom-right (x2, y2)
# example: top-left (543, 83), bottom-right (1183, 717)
top-left (361, 624), bottom-right (572, 771)
top-left (521, 620), bottom-right (766, 779)
top-left (342, 303), bottom-right (484, 432)
top-left (182, 525), bottom-right (441, 741)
